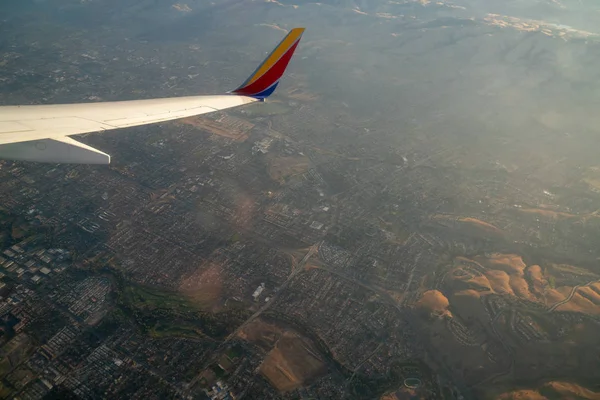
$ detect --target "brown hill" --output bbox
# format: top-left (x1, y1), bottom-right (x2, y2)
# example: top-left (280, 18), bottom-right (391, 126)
top-left (544, 381), bottom-right (600, 399)
top-left (517, 208), bottom-right (578, 220)
top-left (381, 387), bottom-right (425, 400)
top-left (415, 254), bottom-right (600, 388)
top-left (431, 215), bottom-right (504, 238)
top-left (458, 217), bottom-right (504, 236)
top-left (416, 290), bottom-right (451, 317)
top-left (493, 381), bottom-right (600, 400)
top-left (448, 254), bottom-right (600, 314)
top-left (496, 389), bottom-right (547, 400)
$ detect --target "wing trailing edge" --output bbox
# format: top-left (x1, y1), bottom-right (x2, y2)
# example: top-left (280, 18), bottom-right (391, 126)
top-left (0, 137), bottom-right (110, 164)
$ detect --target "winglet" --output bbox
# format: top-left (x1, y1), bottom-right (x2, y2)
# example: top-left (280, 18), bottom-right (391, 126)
top-left (232, 27), bottom-right (305, 100)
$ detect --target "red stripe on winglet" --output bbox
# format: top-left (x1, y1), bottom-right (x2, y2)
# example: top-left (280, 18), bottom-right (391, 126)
top-left (233, 40), bottom-right (300, 96)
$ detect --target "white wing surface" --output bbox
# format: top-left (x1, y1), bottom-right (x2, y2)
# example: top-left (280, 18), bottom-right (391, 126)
top-left (0, 27), bottom-right (305, 164)
top-left (0, 95), bottom-right (256, 145)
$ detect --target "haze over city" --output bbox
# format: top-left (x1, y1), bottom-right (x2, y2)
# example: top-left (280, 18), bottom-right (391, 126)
top-left (0, 0), bottom-right (599, 399)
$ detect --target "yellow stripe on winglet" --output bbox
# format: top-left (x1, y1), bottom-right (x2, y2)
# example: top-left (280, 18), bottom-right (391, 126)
top-left (247, 27), bottom-right (305, 85)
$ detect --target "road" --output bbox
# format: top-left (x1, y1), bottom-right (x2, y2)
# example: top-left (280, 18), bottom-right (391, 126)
top-left (187, 245), bottom-right (474, 398)
top-left (347, 342), bottom-right (384, 382)
top-left (186, 241), bottom-right (321, 391)
top-left (224, 241), bottom-right (321, 341)
top-left (473, 309), bottom-right (514, 387)
top-left (548, 279), bottom-right (599, 312)
top-left (308, 264), bottom-right (474, 398)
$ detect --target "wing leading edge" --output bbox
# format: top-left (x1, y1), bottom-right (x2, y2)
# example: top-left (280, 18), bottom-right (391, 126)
top-left (0, 27), bottom-right (305, 164)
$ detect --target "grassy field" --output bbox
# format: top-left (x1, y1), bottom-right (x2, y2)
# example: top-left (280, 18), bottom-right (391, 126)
top-left (115, 280), bottom-right (249, 340)
top-left (121, 283), bottom-right (199, 313)
top-left (149, 322), bottom-right (208, 341)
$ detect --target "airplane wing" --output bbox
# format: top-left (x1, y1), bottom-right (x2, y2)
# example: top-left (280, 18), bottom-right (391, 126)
top-left (0, 27), bottom-right (305, 164)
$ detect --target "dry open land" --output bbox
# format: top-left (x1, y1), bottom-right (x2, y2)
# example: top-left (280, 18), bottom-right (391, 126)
top-left (178, 261), bottom-right (224, 311)
top-left (267, 155), bottom-right (311, 183)
top-left (238, 318), bottom-right (326, 392)
top-left (380, 387), bottom-right (424, 400)
top-left (237, 318), bottom-right (283, 352)
top-left (259, 331), bottom-right (326, 392)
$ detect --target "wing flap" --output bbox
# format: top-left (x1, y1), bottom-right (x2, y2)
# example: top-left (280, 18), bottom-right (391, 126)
top-left (0, 137), bottom-right (110, 164)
